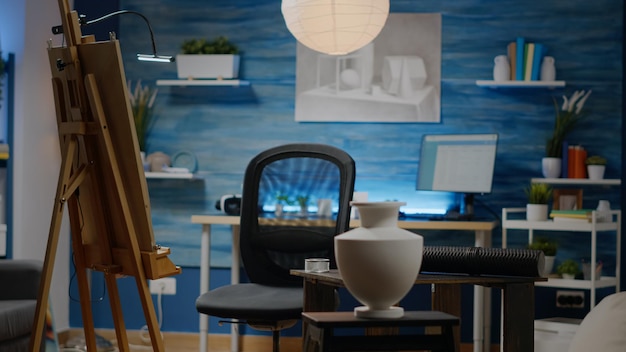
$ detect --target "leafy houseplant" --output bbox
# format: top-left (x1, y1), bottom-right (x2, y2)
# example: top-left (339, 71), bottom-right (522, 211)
top-left (525, 183), bottom-right (552, 205)
top-left (180, 36), bottom-right (239, 55)
top-left (585, 155), bottom-right (607, 180)
top-left (585, 155), bottom-right (607, 166)
top-left (176, 36), bottom-right (241, 79)
top-left (545, 90), bottom-right (592, 158)
top-left (529, 237), bottom-right (557, 276)
top-left (525, 183), bottom-right (552, 221)
top-left (557, 259), bottom-right (580, 279)
top-left (127, 80), bottom-right (158, 152)
top-left (528, 237), bottom-right (557, 256)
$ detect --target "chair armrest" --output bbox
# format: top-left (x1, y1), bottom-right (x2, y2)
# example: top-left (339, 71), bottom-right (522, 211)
top-left (0, 259), bottom-right (42, 300)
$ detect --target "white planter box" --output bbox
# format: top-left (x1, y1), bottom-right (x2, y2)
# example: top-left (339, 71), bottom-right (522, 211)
top-left (176, 54), bottom-right (240, 79)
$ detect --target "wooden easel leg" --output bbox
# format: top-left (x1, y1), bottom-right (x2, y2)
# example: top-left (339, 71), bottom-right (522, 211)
top-left (29, 137), bottom-right (80, 351)
top-left (134, 275), bottom-right (165, 351)
top-left (105, 273), bottom-right (130, 352)
top-left (68, 198), bottom-right (98, 352)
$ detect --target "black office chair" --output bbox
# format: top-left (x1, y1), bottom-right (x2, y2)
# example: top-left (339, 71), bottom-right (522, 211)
top-left (195, 143), bottom-right (356, 352)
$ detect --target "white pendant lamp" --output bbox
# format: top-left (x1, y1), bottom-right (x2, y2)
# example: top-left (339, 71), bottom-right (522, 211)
top-left (281, 0), bottom-right (390, 56)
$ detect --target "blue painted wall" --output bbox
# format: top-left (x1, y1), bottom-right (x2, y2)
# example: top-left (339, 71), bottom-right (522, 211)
top-left (70, 0), bottom-right (623, 344)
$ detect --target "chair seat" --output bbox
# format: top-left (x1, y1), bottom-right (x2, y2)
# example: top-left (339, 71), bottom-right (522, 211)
top-left (195, 283), bottom-right (303, 321)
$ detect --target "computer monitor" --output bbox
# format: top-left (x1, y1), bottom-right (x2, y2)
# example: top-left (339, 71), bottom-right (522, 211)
top-left (416, 133), bottom-right (498, 219)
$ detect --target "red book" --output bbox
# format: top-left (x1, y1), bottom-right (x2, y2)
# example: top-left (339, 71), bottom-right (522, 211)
top-left (573, 146), bottom-right (587, 179)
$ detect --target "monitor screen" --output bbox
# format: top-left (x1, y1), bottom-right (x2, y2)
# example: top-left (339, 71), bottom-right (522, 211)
top-left (416, 133), bottom-right (498, 194)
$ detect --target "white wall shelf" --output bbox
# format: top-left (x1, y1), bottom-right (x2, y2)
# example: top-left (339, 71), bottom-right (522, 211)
top-left (475, 80), bottom-right (566, 88)
top-left (145, 171), bottom-right (194, 179)
top-left (156, 79), bottom-right (250, 87)
top-left (531, 177), bottom-right (621, 186)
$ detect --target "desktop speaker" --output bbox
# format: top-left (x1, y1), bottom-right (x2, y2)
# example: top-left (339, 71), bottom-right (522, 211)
top-left (421, 246), bottom-right (544, 277)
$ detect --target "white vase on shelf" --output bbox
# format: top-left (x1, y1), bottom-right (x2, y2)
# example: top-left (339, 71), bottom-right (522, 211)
top-left (493, 55), bottom-right (510, 82)
top-left (540, 56), bottom-right (556, 81)
top-left (542, 157), bottom-right (562, 178)
top-left (334, 202), bottom-right (423, 318)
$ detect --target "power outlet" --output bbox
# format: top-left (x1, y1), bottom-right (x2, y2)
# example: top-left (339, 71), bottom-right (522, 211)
top-left (149, 277), bottom-right (176, 295)
top-left (556, 290), bottom-right (584, 308)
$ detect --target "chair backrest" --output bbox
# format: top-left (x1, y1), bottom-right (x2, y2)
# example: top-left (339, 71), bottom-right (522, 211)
top-left (239, 143), bottom-right (356, 286)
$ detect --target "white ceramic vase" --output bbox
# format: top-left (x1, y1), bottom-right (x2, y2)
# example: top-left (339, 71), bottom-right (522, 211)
top-left (493, 55), bottom-right (510, 82)
top-left (543, 256), bottom-right (555, 277)
top-left (542, 157), bottom-right (562, 178)
top-left (540, 56), bottom-right (556, 81)
top-left (587, 165), bottom-right (605, 180)
top-left (334, 202), bottom-right (423, 318)
top-left (527, 203), bottom-right (548, 221)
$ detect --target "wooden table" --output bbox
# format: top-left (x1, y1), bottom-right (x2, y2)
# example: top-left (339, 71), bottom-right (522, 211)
top-left (291, 269), bottom-right (546, 352)
top-left (191, 214), bottom-right (498, 352)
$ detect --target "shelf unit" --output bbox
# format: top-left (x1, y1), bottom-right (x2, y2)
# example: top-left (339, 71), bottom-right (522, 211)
top-left (531, 177), bottom-right (621, 186)
top-left (156, 79), bottom-right (250, 87)
top-left (475, 80), bottom-right (566, 88)
top-left (502, 207), bottom-right (621, 309)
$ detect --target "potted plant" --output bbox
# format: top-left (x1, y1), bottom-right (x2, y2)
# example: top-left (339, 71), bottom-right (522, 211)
top-left (528, 237), bottom-right (557, 276)
top-left (585, 155), bottom-right (607, 180)
top-left (542, 90), bottom-right (592, 178)
top-left (176, 36), bottom-right (240, 80)
top-left (557, 259), bottom-right (580, 279)
top-left (525, 183), bottom-right (552, 221)
top-left (296, 195), bottom-right (309, 216)
top-left (274, 192), bottom-right (293, 217)
top-left (127, 80), bottom-right (158, 162)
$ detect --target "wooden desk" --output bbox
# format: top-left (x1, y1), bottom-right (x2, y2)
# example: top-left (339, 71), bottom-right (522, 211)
top-left (291, 269), bottom-right (546, 352)
top-left (191, 215), bottom-right (498, 352)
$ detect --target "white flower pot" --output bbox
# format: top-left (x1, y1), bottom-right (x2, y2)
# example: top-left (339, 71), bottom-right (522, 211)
top-left (176, 54), bottom-right (240, 79)
top-left (526, 203), bottom-right (548, 221)
top-left (541, 157), bottom-right (562, 178)
top-left (587, 165), bottom-right (605, 180)
top-left (335, 202), bottom-right (423, 318)
top-left (543, 256), bottom-right (555, 277)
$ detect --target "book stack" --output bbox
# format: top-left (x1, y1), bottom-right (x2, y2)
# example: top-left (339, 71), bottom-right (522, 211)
top-left (506, 37), bottom-right (548, 81)
top-left (561, 143), bottom-right (587, 178)
top-left (550, 209), bottom-right (593, 223)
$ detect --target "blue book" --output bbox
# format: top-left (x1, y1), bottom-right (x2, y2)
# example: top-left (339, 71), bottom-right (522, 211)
top-left (515, 37), bottom-right (525, 80)
top-left (561, 140), bottom-right (569, 178)
top-left (531, 43), bottom-right (545, 80)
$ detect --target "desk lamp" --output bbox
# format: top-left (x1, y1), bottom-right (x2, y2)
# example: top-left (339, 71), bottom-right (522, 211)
top-left (51, 10), bottom-right (174, 63)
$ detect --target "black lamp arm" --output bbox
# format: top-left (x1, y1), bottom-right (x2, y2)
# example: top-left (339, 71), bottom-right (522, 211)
top-left (51, 9), bottom-right (173, 62)
top-left (79, 10), bottom-right (158, 57)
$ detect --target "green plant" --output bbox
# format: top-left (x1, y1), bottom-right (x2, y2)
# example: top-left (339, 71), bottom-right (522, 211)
top-left (557, 259), bottom-right (580, 276)
top-left (585, 155), bottom-right (607, 165)
top-left (275, 192), bottom-right (293, 205)
top-left (528, 237), bottom-right (557, 256)
top-left (296, 195), bottom-right (309, 208)
top-left (127, 80), bottom-right (158, 152)
top-left (545, 90), bottom-right (592, 158)
top-left (524, 183), bottom-right (552, 204)
top-left (180, 36), bottom-right (239, 55)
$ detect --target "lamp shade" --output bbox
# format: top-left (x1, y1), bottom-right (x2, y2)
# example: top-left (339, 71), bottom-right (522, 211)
top-left (281, 0), bottom-right (390, 56)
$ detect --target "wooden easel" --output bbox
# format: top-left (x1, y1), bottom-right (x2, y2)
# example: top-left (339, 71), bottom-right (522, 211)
top-left (29, 1), bottom-right (181, 351)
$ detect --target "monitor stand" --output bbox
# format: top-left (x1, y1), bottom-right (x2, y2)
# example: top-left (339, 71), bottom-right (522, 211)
top-left (444, 193), bottom-right (474, 221)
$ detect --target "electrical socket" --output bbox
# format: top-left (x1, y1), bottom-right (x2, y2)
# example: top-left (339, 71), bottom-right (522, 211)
top-left (556, 290), bottom-right (584, 308)
top-left (149, 277), bottom-right (176, 295)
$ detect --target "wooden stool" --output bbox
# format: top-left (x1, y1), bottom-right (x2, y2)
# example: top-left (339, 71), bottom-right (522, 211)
top-left (302, 311), bottom-right (459, 352)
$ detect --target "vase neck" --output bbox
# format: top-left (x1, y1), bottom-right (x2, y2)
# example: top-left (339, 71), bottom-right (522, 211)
top-left (353, 202), bottom-right (403, 228)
